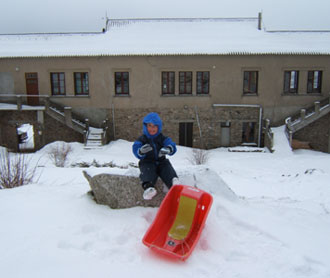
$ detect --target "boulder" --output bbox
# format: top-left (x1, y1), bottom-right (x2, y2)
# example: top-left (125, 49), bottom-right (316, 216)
top-left (83, 171), bottom-right (166, 209)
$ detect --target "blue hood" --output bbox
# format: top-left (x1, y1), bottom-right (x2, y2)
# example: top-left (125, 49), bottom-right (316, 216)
top-left (143, 112), bottom-right (162, 138)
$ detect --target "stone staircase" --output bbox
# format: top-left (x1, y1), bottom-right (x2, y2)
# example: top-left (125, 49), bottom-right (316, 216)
top-left (44, 99), bottom-right (86, 133)
top-left (285, 94), bottom-right (330, 145)
top-left (84, 127), bottom-right (104, 149)
top-left (44, 99), bottom-right (108, 148)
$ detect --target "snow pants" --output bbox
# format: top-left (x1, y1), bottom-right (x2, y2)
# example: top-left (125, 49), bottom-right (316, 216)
top-left (139, 159), bottom-right (178, 189)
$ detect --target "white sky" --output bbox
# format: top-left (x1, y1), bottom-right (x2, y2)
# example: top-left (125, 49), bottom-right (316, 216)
top-left (0, 0), bottom-right (330, 34)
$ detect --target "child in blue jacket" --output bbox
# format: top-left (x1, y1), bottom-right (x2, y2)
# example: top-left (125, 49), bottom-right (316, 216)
top-left (132, 112), bottom-right (178, 200)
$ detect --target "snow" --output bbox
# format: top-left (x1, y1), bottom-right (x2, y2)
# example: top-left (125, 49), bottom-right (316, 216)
top-left (1, 127), bottom-right (330, 278)
top-left (1, 18), bottom-right (330, 58)
top-left (0, 103), bottom-right (45, 111)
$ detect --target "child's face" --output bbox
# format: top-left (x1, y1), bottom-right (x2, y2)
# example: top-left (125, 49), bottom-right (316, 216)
top-left (147, 123), bottom-right (158, 136)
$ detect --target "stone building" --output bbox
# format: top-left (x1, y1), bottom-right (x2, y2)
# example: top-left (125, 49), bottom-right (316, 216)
top-left (0, 17), bottom-right (330, 151)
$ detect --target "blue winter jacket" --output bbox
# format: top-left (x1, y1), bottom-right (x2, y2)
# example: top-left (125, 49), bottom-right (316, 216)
top-left (132, 112), bottom-right (177, 161)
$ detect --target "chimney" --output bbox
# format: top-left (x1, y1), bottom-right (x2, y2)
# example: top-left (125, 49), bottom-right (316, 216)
top-left (258, 12), bottom-right (262, 30)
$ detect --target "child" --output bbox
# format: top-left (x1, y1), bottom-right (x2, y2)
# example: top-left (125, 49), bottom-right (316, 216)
top-left (132, 112), bottom-right (179, 200)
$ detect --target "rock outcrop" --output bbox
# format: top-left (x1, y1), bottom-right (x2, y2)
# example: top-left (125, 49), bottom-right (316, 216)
top-left (83, 171), bottom-right (166, 209)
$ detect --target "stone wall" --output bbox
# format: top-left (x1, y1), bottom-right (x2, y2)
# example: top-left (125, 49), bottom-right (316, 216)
top-left (43, 113), bottom-right (84, 146)
top-left (0, 111), bottom-right (38, 151)
top-left (110, 105), bottom-right (261, 149)
top-left (0, 110), bottom-right (84, 152)
top-left (1, 105), bottom-right (262, 151)
top-left (293, 113), bottom-right (330, 153)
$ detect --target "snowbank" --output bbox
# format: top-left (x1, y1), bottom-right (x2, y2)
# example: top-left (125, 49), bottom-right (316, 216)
top-left (1, 139), bottom-right (330, 278)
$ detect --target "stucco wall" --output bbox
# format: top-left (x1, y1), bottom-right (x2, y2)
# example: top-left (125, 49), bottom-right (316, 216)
top-left (1, 54), bottom-right (329, 149)
top-left (0, 54), bottom-right (328, 126)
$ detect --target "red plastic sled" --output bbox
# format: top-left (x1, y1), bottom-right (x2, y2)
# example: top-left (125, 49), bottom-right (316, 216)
top-left (142, 184), bottom-right (213, 261)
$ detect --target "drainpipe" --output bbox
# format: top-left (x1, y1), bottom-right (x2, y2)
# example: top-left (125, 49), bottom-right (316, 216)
top-left (212, 104), bottom-right (263, 147)
top-left (258, 106), bottom-right (263, 147)
top-left (194, 106), bottom-right (204, 148)
top-left (258, 12), bottom-right (262, 30)
top-left (112, 103), bottom-right (116, 139)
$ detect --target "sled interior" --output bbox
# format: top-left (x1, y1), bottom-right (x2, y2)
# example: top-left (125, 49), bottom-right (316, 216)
top-left (142, 184), bottom-right (213, 260)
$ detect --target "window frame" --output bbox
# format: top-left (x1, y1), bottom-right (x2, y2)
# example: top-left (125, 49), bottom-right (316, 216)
top-left (307, 70), bottom-right (322, 94)
top-left (179, 71), bottom-right (192, 95)
top-left (243, 71), bottom-right (258, 95)
top-left (161, 71), bottom-right (175, 95)
top-left (283, 70), bottom-right (299, 94)
top-left (196, 71), bottom-right (210, 95)
top-left (74, 72), bottom-right (89, 96)
top-left (50, 72), bottom-right (66, 96)
top-left (115, 72), bottom-right (129, 95)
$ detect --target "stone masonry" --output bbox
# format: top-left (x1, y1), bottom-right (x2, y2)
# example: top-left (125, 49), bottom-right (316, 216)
top-left (293, 113), bottom-right (330, 153)
top-left (110, 105), bottom-right (261, 149)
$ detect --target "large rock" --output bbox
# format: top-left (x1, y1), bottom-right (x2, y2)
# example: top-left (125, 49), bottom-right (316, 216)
top-left (83, 171), bottom-right (166, 209)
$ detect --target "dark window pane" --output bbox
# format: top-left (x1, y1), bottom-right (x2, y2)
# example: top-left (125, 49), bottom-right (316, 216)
top-left (284, 71), bottom-right (299, 94)
top-left (197, 71), bottom-right (209, 94)
top-left (51, 72), bottom-right (65, 95)
top-left (307, 70), bottom-right (322, 93)
top-left (115, 72), bottom-right (129, 94)
top-left (162, 71), bottom-right (175, 94)
top-left (242, 122), bottom-right (256, 143)
top-left (179, 71), bottom-right (192, 94)
top-left (74, 72), bottom-right (89, 95)
top-left (243, 71), bottom-right (258, 94)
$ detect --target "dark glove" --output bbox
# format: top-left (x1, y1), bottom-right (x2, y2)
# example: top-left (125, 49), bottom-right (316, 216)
top-left (138, 144), bottom-right (153, 155)
top-left (158, 146), bottom-right (173, 157)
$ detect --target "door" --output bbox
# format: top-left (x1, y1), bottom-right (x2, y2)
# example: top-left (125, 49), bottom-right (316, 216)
top-left (179, 122), bottom-right (193, 147)
top-left (25, 73), bottom-right (39, 106)
top-left (220, 122), bottom-right (231, 147)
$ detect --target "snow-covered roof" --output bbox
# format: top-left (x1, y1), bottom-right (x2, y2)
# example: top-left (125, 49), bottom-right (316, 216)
top-left (1, 18), bottom-right (330, 58)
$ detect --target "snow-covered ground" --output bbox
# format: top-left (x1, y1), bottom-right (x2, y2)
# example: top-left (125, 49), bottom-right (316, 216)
top-left (1, 126), bottom-right (330, 278)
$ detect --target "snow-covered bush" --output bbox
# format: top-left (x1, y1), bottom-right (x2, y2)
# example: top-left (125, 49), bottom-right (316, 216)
top-left (187, 148), bottom-right (209, 165)
top-left (48, 142), bottom-right (73, 167)
top-left (0, 149), bottom-right (37, 189)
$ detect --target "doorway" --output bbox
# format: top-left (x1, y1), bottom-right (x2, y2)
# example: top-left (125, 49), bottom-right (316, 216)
top-left (25, 73), bottom-right (39, 106)
top-left (17, 123), bottom-right (35, 151)
top-left (220, 121), bottom-right (231, 147)
top-left (179, 122), bottom-right (193, 147)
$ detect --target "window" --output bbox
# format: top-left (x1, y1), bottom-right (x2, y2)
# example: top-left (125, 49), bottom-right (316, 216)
top-left (243, 71), bottom-right (258, 94)
top-left (242, 122), bottom-right (256, 143)
top-left (196, 71), bottom-right (209, 94)
top-left (307, 70), bottom-right (322, 93)
top-left (162, 72), bottom-right (175, 94)
top-left (50, 73), bottom-right (65, 95)
top-left (179, 71), bottom-right (192, 94)
top-left (115, 72), bottom-right (129, 95)
top-left (74, 72), bottom-right (89, 95)
top-left (284, 70), bottom-right (299, 94)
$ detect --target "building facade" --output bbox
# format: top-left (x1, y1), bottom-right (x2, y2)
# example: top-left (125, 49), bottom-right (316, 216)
top-left (1, 18), bottom-right (330, 150)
